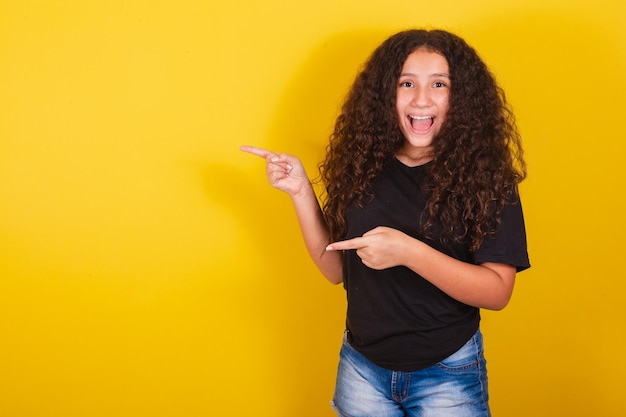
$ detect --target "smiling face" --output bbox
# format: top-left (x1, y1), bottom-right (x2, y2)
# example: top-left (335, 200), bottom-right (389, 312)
top-left (395, 48), bottom-right (450, 166)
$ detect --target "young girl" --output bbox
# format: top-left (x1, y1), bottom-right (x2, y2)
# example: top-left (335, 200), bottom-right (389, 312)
top-left (241, 29), bottom-right (529, 417)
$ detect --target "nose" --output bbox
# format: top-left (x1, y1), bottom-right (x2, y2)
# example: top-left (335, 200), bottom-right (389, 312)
top-left (411, 86), bottom-right (432, 107)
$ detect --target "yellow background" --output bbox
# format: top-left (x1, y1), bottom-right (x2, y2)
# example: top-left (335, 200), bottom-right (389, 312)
top-left (1, 0), bottom-right (625, 416)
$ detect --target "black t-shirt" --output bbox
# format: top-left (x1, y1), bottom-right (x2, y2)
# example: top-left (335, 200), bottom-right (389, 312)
top-left (342, 158), bottom-right (530, 371)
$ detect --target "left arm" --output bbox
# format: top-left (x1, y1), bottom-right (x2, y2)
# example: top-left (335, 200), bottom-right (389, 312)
top-left (326, 226), bottom-right (516, 310)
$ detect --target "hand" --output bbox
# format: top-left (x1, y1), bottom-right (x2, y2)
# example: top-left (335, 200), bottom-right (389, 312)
top-left (326, 226), bottom-right (415, 270)
top-left (240, 145), bottom-right (310, 197)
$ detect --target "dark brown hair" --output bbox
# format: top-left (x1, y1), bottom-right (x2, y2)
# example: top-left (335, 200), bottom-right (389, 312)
top-left (319, 29), bottom-right (526, 251)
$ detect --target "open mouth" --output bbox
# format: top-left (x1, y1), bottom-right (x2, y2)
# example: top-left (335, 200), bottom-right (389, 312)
top-left (409, 115), bottom-right (434, 131)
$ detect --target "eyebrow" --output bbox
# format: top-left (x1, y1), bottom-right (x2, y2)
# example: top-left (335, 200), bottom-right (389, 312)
top-left (400, 72), bottom-right (450, 78)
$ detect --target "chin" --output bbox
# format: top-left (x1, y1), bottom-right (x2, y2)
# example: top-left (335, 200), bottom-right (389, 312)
top-left (404, 137), bottom-right (434, 149)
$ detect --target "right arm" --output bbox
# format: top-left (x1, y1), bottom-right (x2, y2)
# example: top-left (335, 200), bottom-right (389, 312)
top-left (240, 145), bottom-right (343, 284)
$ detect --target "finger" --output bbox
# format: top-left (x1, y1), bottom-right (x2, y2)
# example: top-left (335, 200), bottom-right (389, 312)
top-left (326, 237), bottom-right (366, 251)
top-left (241, 146), bottom-right (292, 171)
top-left (240, 145), bottom-right (272, 158)
top-left (266, 160), bottom-right (293, 176)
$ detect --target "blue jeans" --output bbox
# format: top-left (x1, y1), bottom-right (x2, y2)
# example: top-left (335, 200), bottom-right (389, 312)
top-left (331, 330), bottom-right (491, 417)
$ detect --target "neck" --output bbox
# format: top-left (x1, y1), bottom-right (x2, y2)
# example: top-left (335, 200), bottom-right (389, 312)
top-left (395, 150), bottom-right (433, 167)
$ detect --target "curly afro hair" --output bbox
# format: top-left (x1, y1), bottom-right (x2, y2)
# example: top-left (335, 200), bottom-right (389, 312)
top-left (319, 29), bottom-right (526, 251)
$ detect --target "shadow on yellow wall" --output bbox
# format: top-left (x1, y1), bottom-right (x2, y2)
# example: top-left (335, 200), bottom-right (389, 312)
top-left (198, 29), bottom-right (392, 415)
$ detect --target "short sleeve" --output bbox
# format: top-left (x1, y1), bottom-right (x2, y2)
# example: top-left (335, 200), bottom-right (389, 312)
top-left (474, 198), bottom-right (530, 272)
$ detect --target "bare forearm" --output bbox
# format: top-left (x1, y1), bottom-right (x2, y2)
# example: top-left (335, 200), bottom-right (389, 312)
top-left (290, 186), bottom-right (343, 284)
top-left (239, 146), bottom-right (343, 284)
top-left (403, 239), bottom-right (515, 310)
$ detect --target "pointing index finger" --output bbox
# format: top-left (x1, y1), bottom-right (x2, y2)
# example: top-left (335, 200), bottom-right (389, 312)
top-left (240, 145), bottom-right (272, 159)
top-left (326, 237), bottom-right (366, 251)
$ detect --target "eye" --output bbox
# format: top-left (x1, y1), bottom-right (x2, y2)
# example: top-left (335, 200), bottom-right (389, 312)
top-left (433, 81), bottom-right (447, 88)
top-left (399, 81), bottom-right (413, 88)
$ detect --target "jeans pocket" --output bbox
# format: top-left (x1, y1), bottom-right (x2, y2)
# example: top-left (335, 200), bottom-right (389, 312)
top-left (435, 333), bottom-right (481, 372)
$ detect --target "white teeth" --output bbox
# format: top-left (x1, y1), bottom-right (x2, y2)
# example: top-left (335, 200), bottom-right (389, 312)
top-left (409, 115), bottom-right (433, 120)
